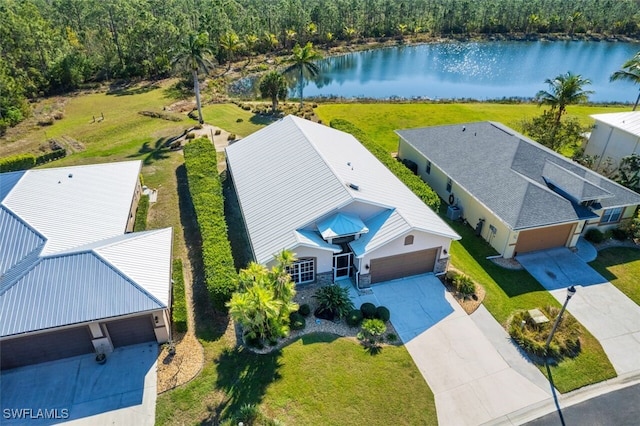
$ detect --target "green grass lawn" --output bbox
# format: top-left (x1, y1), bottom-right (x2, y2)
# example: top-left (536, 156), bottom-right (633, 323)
top-left (590, 247), bottom-right (640, 306)
top-left (315, 103), bottom-right (630, 152)
top-left (201, 103), bottom-right (272, 136)
top-left (157, 333), bottom-right (436, 425)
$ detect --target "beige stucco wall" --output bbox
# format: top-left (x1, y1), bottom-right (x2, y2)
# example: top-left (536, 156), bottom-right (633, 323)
top-left (359, 230), bottom-right (451, 267)
top-left (265, 245), bottom-right (334, 275)
top-left (585, 122), bottom-right (640, 170)
top-left (584, 205), bottom-right (637, 233)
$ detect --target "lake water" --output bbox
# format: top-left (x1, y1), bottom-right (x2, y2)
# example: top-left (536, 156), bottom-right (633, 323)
top-left (239, 41), bottom-right (640, 103)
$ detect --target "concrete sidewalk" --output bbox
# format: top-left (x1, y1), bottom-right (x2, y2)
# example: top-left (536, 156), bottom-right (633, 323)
top-left (518, 248), bottom-right (640, 375)
top-left (347, 275), bottom-right (551, 426)
top-left (0, 343), bottom-right (157, 425)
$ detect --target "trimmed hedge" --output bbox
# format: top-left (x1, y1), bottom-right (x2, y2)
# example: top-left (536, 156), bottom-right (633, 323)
top-left (172, 259), bottom-right (188, 333)
top-left (0, 153), bottom-right (36, 172)
top-left (585, 228), bottom-right (605, 243)
top-left (360, 302), bottom-right (376, 319)
top-left (298, 303), bottom-right (311, 317)
top-left (289, 312), bottom-right (306, 330)
top-left (346, 309), bottom-right (364, 327)
top-left (36, 149), bottom-right (66, 165)
top-left (330, 119), bottom-right (440, 211)
top-left (184, 138), bottom-right (237, 311)
top-left (375, 306), bottom-right (391, 322)
top-left (134, 194), bottom-right (149, 232)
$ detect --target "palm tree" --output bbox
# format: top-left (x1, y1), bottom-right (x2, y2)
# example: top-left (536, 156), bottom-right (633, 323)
top-left (263, 31), bottom-right (279, 52)
top-left (610, 51), bottom-right (640, 111)
top-left (285, 42), bottom-right (321, 108)
top-left (259, 71), bottom-right (288, 113)
top-left (171, 33), bottom-right (214, 125)
top-left (219, 31), bottom-right (243, 71)
top-left (535, 71), bottom-right (594, 125)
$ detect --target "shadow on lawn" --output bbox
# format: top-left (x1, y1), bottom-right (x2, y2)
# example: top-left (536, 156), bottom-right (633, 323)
top-left (206, 346), bottom-right (283, 425)
top-left (589, 246), bottom-right (640, 281)
top-left (129, 137), bottom-right (174, 165)
top-left (222, 173), bottom-right (253, 270)
top-left (107, 81), bottom-right (159, 96)
top-left (176, 164), bottom-right (228, 341)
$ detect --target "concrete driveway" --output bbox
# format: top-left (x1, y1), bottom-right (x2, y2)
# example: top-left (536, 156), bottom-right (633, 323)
top-left (0, 343), bottom-right (157, 425)
top-left (348, 275), bottom-right (551, 426)
top-left (518, 248), bottom-right (640, 375)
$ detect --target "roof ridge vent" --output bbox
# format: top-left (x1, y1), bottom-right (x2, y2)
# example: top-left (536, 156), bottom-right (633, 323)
top-left (348, 183), bottom-right (360, 191)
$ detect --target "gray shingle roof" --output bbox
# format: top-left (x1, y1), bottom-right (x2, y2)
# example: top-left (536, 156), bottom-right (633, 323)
top-left (396, 122), bottom-right (640, 230)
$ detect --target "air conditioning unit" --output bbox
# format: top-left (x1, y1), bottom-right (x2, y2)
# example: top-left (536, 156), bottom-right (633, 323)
top-left (446, 205), bottom-right (461, 221)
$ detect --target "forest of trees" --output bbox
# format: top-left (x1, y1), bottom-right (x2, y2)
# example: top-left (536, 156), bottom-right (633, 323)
top-left (2, 0), bottom-right (640, 133)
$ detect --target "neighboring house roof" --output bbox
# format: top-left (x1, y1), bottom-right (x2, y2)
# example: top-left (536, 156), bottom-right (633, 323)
top-left (226, 115), bottom-right (459, 264)
top-left (396, 122), bottom-right (640, 231)
top-left (0, 161), bottom-right (172, 338)
top-left (591, 111), bottom-right (640, 137)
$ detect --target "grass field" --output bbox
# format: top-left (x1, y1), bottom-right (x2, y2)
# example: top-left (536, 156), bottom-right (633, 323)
top-left (315, 103), bottom-right (630, 152)
top-left (590, 247), bottom-right (640, 306)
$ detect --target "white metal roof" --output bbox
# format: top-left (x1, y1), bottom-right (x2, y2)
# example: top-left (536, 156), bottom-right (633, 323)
top-left (226, 116), bottom-right (459, 264)
top-left (2, 161), bottom-right (142, 255)
top-left (591, 111), bottom-right (640, 137)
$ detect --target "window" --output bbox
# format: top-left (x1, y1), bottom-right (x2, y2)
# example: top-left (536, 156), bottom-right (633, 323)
top-left (600, 207), bottom-right (623, 224)
top-left (404, 235), bottom-right (414, 245)
top-left (426, 161), bottom-right (431, 175)
top-left (446, 178), bottom-right (452, 193)
top-left (287, 258), bottom-right (315, 284)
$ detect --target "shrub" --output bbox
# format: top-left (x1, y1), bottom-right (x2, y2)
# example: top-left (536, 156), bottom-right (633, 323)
top-left (289, 312), bottom-right (306, 330)
top-left (386, 333), bottom-right (398, 342)
top-left (228, 133), bottom-right (237, 141)
top-left (361, 318), bottom-right (387, 347)
top-left (0, 153), bottom-right (36, 172)
top-left (298, 303), bottom-right (311, 317)
top-left (185, 132), bottom-right (196, 140)
top-left (330, 119), bottom-right (440, 211)
top-left (611, 227), bottom-right (627, 241)
top-left (53, 111), bottom-right (64, 120)
top-left (35, 149), bottom-right (66, 165)
top-left (194, 123), bottom-right (203, 129)
top-left (133, 194), bottom-right (149, 232)
top-left (236, 118), bottom-right (244, 122)
top-left (585, 228), bottom-right (605, 243)
top-left (360, 302), bottom-right (376, 319)
top-left (375, 306), bottom-right (391, 322)
top-left (184, 139), bottom-right (237, 311)
top-left (172, 259), bottom-right (188, 333)
top-left (445, 269), bottom-right (460, 284)
top-left (346, 309), bottom-right (364, 326)
top-left (454, 274), bottom-right (476, 296)
top-left (214, 129), bottom-right (221, 135)
top-left (38, 116), bottom-right (54, 126)
top-left (314, 284), bottom-right (354, 320)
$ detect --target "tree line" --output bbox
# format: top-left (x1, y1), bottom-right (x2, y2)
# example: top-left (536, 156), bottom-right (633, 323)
top-left (1, 0), bottom-right (640, 134)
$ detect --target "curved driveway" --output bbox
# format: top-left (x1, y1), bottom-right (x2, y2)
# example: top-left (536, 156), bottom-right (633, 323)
top-left (348, 275), bottom-right (551, 426)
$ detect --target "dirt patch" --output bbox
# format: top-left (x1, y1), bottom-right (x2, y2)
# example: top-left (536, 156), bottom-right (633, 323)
top-left (439, 271), bottom-right (485, 315)
top-left (156, 332), bottom-right (205, 393)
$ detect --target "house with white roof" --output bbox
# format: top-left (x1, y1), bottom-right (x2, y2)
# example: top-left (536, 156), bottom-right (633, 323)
top-left (225, 116), bottom-right (460, 288)
top-left (584, 111), bottom-right (640, 170)
top-left (0, 160), bottom-right (173, 370)
top-left (397, 122), bottom-right (640, 259)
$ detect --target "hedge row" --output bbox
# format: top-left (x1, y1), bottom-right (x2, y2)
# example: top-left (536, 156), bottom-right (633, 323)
top-left (329, 119), bottom-right (440, 211)
top-left (133, 194), bottom-right (149, 232)
top-left (183, 138), bottom-right (237, 311)
top-left (0, 149), bottom-right (67, 173)
top-left (172, 259), bottom-right (188, 333)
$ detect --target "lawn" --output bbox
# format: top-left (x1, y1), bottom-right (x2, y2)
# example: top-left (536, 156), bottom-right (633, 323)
top-left (315, 103), bottom-right (630, 152)
top-left (157, 333), bottom-right (436, 425)
top-left (201, 103), bottom-right (272, 137)
top-left (590, 247), bottom-right (640, 306)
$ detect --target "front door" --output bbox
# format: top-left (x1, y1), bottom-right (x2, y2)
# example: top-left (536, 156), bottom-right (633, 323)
top-left (333, 252), bottom-right (352, 280)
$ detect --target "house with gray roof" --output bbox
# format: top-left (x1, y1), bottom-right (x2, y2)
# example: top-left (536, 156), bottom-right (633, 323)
top-left (226, 116), bottom-right (460, 288)
top-left (396, 122), bottom-right (640, 259)
top-left (583, 111), bottom-right (640, 170)
top-left (0, 161), bottom-right (173, 369)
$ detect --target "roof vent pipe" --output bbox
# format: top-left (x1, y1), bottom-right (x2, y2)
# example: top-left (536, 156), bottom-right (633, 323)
top-left (349, 183), bottom-right (360, 191)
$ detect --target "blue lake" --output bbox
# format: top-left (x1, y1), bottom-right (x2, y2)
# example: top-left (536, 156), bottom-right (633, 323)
top-left (241, 41), bottom-right (640, 103)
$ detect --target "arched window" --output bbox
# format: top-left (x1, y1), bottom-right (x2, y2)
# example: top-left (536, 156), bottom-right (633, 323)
top-left (404, 235), bottom-right (414, 245)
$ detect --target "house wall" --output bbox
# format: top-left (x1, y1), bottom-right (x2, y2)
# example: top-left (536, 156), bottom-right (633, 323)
top-left (399, 139), bottom-right (512, 257)
top-left (360, 230), bottom-right (451, 268)
top-left (585, 122), bottom-right (640, 170)
top-left (584, 205), bottom-right (638, 233)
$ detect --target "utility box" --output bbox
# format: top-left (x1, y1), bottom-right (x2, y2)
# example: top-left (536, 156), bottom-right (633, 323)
top-left (446, 205), bottom-right (461, 221)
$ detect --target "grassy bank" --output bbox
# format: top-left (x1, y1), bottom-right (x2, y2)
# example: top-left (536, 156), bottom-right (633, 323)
top-left (590, 247), bottom-right (640, 306)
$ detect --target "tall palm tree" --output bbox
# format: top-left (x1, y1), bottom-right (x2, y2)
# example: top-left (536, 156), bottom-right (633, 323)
top-left (171, 33), bottom-right (214, 125)
top-left (219, 30), bottom-right (243, 71)
top-left (259, 71), bottom-right (288, 113)
top-left (610, 51), bottom-right (640, 111)
top-left (285, 42), bottom-right (321, 108)
top-left (535, 71), bottom-right (594, 125)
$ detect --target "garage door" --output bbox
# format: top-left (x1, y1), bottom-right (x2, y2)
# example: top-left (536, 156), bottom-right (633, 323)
top-left (515, 223), bottom-right (574, 254)
top-left (0, 326), bottom-right (93, 370)
top-left (106, 315), bottom-right (155, 348)
top-left (369, 248), bottom-right (438, 284)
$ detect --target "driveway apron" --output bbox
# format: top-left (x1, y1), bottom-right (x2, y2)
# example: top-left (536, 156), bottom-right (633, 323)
top-left (518, 248), bottom-right (640, 375)
top-left (348, 275), bottom-right (550, 426)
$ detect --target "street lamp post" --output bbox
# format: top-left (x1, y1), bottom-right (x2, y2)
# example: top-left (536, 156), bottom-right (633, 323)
top-left (545, 286), bottom-right (577, 354)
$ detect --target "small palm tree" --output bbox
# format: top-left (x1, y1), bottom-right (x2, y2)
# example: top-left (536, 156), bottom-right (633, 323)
top-left (263, 31), bottom-right (279, 51)
top-left (171, 33), bottom-right (214, 125)
top-left (285, 42), bottom-right (321, 108)
top-left (259, 71), bottom-right (288, 113)
top-left (219, 31), bottom-right (243, 71)
top-left (244, 34), bottom-right (259, 65)
top-left (610, 51), bottom-right (640, 110)
top-left (535, 71), bottom-right (594, 125)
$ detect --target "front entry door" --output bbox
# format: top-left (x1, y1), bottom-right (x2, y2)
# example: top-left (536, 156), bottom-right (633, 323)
top-left (333, 252), bottom-right (352, 280)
